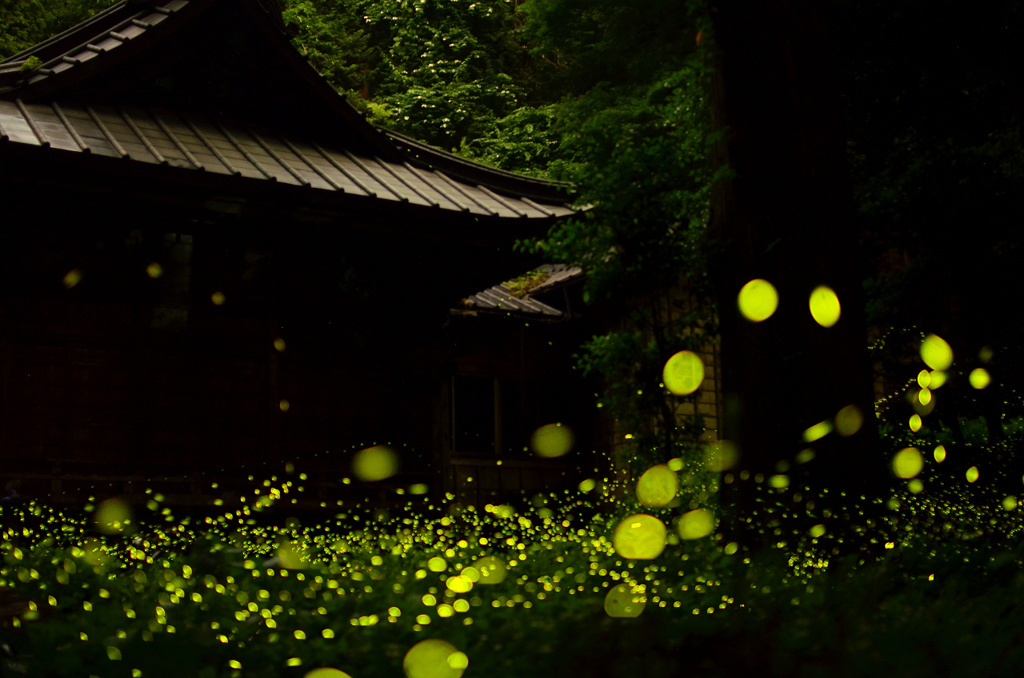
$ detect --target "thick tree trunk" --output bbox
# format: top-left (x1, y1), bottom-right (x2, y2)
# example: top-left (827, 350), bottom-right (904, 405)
top-left (708, 0), bottom-right (886, 544)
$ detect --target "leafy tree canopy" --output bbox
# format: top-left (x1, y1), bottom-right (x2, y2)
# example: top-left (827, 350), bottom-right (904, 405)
top-left (0, 0), bottom-right (117, 58)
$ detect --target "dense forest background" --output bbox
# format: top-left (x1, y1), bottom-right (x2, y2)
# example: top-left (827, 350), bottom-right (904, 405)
top-left (4, 0), bottom-right (1024, 520)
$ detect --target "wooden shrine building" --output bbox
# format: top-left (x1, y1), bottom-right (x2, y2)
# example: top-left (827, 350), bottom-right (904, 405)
top-left (0, 0), bottom-right (592, 509)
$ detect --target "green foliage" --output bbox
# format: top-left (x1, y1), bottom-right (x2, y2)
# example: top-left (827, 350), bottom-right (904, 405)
top-left (459, 104), bottom-right (562, 176)
top-left (282, 0), bottom-right (373, 94)
top-left (528, 46), bottom-right (720, 469)
top-left (502, 269), bottom-right (549, 298)
top-left (517, 0), bottom-right (707, 99)
top-left (0, 0), bottom-right (117, 59)
top-left (356, 0), bottom-right (528, 151)
top-left (18, 55), bottom-right (41, 72)
top-left (4, 472), bottom-right (1024, 677)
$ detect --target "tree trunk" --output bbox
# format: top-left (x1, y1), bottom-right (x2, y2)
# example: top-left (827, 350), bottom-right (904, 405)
top-left (708, 0), bottom-right (886, 545)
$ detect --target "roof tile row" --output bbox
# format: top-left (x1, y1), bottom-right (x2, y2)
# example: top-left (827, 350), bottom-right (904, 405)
top-left (0, 99), bottom-right (573, 219)
top-left (459, 264), bottom-right (584, 318)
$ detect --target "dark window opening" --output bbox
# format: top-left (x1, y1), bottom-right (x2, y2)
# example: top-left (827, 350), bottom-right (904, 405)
top-left (451, 375), bottom-right (580, 457)
top-left (151, 232), bottom-right (193, 332)
top-left (452, 375), bottom-right (495, 453)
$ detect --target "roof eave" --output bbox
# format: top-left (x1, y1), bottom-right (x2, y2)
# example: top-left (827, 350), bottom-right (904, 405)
top-left (383, 129), bottom-right (576, 205)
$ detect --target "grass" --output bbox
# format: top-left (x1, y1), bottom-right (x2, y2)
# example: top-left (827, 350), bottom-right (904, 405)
top-left (2, 462), bottom-right (1023, 678)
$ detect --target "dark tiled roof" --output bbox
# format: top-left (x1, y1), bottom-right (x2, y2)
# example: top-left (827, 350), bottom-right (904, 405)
top-left (0, 0), bottom-right (575, 217)
top-left (0, 99), bottom-right (574, 218)
top-left (458, 264), bottom-right (584, 318)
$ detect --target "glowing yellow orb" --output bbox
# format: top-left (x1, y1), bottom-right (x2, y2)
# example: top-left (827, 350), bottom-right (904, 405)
top-left (352, 445), bottom-right (399, 482)
top-left (447, 653), bottom-right (469, 671)
top-left (472, 557), bottom-right (506, 584)
top-left (304, 669), bottom-right (353, 678)
top-left (146, 262), bottom-right (163, 279)
top-left (920, 334), bottom-right (953, 371)
top-left (444, 575), bottom-right (473, 594)
top-left (966, 466), bottom-right (979, 483)
top-left (802, 420), bottom-right (833, 443)
top-left (530, 423), bottom-right (574, 458)
top-left (808, 285), bottom-right (841, 327)
top-left (403, 639), bottom-right (466, 678)
top-left (273, 337), bottom-right (287, 352)
top-left (918, 388), bottom-right (932, 406)
top-left (796, 448), bottom-right (815, 464)
top-left (737, 279), bottom-right (778, 322)
top-left (909, 414), bottom-right (922, 432)
top-left (677, 509), bottom-right (715, 540)
top-left (612, 514), bottom-right (667, 560)
top-left (934, 445), bottom-right (946, 463)
top-left (662, 351), bottom-right (704, 396)
top-left (892, 448), bottom-right (923, 479)
top-left (63, 269), bottom-right (82, 289)
top-left (277, 542), bottom-right (306, 570)
top-left (635, 464), bottom-right (678, 508)
top-left (969, 368), bottom-right (991, 389)
top-left (211, 291), bottom-right (226, 306)
top-left (95, 498), bottom-right (133, 535)
top-left (929, 370), bottom-right (948, 389)
top-left (604, 584), bottom-right (646, 618)
top-left (808, 524), bottom-right (827, 539)
top-left (578, 478), bottom-right (597, 493)
top-left (427, 557), bottom-right (447, 573)
top-left (834, 405), bottom-right (863, 437)
top-left (705, 440), bottom-right (738, 472)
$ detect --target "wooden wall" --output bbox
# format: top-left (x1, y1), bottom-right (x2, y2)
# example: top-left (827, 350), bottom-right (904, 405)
top-left (0, 197), bottom-right (463, 508)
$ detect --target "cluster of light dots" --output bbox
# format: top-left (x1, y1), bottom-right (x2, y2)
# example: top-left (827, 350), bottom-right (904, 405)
top-left (904, 334), bottom-right (996, 439)
top-left (0, 450), bottom-right (799, 677)
top-left (39, 249), bottom-right (1022, 672)
top-left (2, 321), bottom-right (1018, 678)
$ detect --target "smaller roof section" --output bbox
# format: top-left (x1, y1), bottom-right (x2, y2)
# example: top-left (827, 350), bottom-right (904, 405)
top-left (456, 264), bottom-right (584, 320)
